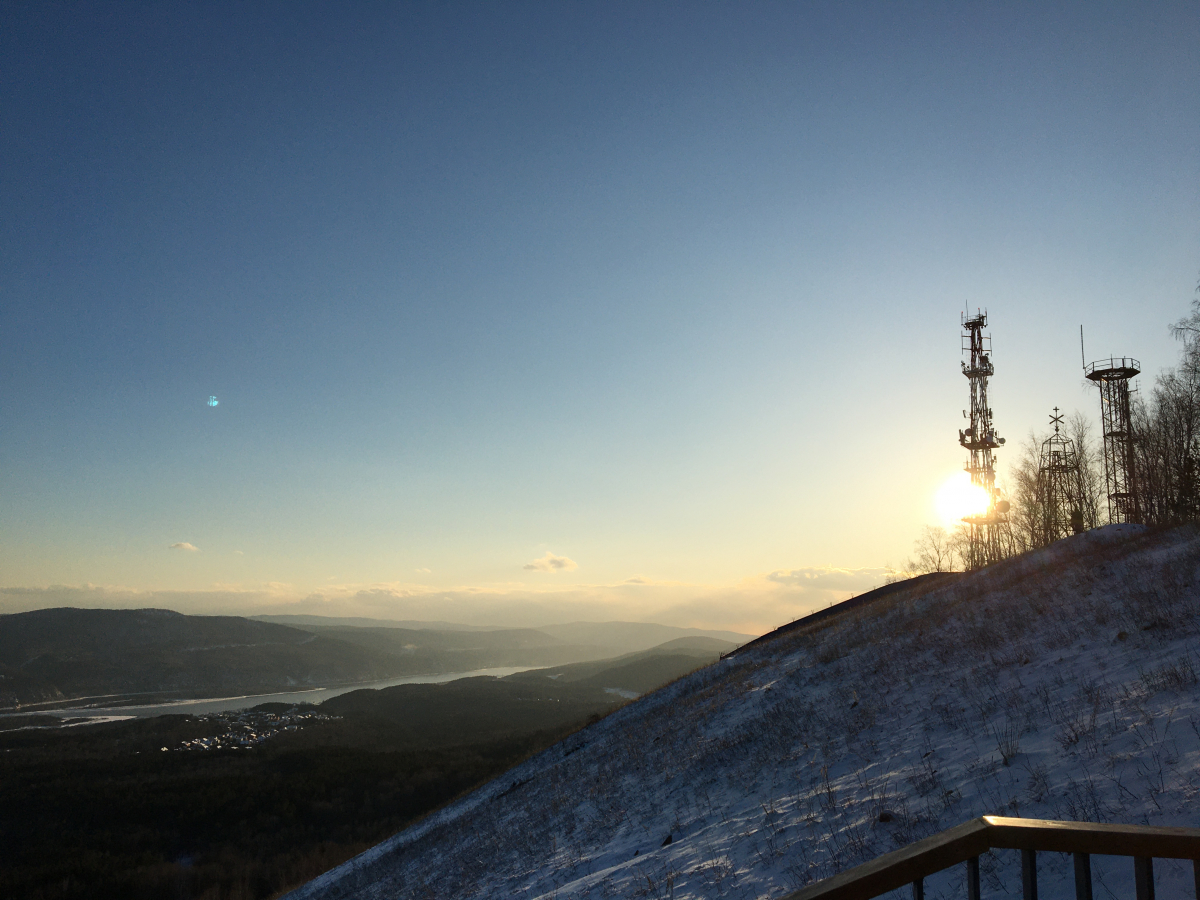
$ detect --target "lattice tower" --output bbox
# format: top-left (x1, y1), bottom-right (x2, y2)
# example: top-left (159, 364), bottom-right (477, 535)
top-left (1037, 408), bottom-right (1086, 543)
top-left (1085, 357), bottom-right (1141, 524)
top-left (958, 311), bottom-right (1008, 569)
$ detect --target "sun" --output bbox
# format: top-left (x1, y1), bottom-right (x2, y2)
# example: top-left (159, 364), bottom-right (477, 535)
top-left (935, 471), bottom-right (990, 527)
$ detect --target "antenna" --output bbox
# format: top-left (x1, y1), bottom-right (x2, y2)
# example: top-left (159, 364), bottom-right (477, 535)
top-left (1080, 326), bottom-right (1086, 373)
top-left (957, 309), bottom-right (1006, 568)
top-left (1038, 407), bottom-right (1086, 540)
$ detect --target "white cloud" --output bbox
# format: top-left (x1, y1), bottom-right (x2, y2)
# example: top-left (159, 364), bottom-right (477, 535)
top-left (415, 567), bottom-right (432, 574)
top-left (233, 550), bottom-right (244, 556)
top-left (169, 542), bottom-right (200, 552)
top-left (524, 552), bottom-right (578, 573)
top-left (766, 566), bottom-right (890, 591)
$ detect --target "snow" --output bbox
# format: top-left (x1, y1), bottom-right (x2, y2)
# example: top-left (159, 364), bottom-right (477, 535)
top-left (285, 523), bottom-right (1200, 900)
top-left (605, 688), bottom-right (640, 700)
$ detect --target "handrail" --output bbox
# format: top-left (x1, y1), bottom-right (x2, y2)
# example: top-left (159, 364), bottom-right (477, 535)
top-left (1084, 356), bottom-right (1141, 378)
top-left (782, 816), bottom-right (1200, 900)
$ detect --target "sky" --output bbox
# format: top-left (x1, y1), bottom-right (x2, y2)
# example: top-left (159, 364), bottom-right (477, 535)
top-left (2, 2), bottom-right (1198, 634)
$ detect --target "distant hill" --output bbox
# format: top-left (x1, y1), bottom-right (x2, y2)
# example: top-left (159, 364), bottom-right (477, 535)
top-left (504, 635), bottom-right (739, 695)
top-left (0, 608), bottom-right (408, 709)
top-left (533, 621), bottom-right (754, 654)
top-left (286, 624), bottom-right (619, 672)
top-left (255, 616), bottom-right (757, 653)
top-left (252, 615), bottom-right (501, 632)
top-left (254, 616), bottom-right (754, 668)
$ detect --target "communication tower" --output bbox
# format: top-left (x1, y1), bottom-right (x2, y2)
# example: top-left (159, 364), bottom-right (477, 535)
top-left (958, 310), bottom-right (1008, 569)
top-left (1037, 408), bottom-right (1086, 543)
top-left (1085, 355), bottom-right (1141, 524)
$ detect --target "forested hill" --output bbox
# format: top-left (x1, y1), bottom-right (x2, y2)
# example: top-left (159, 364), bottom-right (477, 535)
top-left (0, 608), bottom-right (404, 707)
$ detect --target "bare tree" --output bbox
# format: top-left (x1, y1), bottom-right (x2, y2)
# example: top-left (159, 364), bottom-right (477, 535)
top-left (1006, 433), bottom-right (1042, 553)
top-left (1131, 293), bottom-right (1200, 525)
top-left (907, 525), bottom-right (958, 573)
top-left (1067, 410), bottom-right (1104, 529)
top-left (949, 524), bottom-right (972, 566)
top-left (1169, 293), bottom-right (1200, 376)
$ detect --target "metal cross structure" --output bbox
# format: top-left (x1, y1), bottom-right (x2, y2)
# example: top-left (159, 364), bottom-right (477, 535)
top-left (958, 310), bottom-right (1008, 569)
top-left (1085, 356), bottom-right (1142, 524)
top-left (1037, 407), bottom-right (1086, 543)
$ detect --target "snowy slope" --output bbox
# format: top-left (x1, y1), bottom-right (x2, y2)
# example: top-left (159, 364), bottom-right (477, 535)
top-left (286, 524), bottom-right (1200, 900)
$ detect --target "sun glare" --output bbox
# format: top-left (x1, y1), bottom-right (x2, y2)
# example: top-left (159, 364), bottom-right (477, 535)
top-left (935, 471), bottom-right (990, 527)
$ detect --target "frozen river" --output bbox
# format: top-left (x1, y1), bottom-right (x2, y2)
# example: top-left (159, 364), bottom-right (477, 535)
top-left (10, 666), bottom-right (538, 722)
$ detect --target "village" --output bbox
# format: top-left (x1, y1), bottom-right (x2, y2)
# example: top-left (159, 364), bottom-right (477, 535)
top-left (167, 706), bottom-right (340, 752)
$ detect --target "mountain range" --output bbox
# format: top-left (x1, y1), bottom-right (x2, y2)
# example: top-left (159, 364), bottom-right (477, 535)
top-left (0, 608), bottom-right (752, 710)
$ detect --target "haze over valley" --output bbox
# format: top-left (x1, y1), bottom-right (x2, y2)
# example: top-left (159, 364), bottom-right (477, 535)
top-left (0, 609), bottom-right (747, 711)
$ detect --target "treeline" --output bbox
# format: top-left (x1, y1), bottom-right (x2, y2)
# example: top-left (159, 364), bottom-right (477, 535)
top-left (1133, 301), bottom-right (1200, 525)
top-left (905, 293), bottom-right (1200, 574)
top-left (0, 722), bottom-right (568, 900)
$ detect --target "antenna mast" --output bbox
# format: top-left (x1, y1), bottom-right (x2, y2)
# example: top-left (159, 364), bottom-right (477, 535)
top-left (958, 310), bottom-right (1008, 568)
top-left (1037, 408), bottom-right (1087, 542)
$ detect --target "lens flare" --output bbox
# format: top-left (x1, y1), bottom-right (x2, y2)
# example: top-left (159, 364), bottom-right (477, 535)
top-left (935, 471), bottom-right (990, 527)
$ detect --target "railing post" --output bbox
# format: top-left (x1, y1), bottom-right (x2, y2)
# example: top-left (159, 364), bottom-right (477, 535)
top-left (1073, 852), bottom-right (1093, 900)
top-left (1134, 857), bottom-right (1154, 900)
top-left (966, 855), bottom-right (980, 900)
top-left (1022, 849), bottom-right (1038, 900)
top-left (1193, 859), bottom-right (1199, 900)
top-left (912, 877), bottom-right (924, 900)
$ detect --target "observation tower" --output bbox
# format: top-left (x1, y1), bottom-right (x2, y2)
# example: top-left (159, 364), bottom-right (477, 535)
top-left (1085, 356), bottom-right (1141, 524)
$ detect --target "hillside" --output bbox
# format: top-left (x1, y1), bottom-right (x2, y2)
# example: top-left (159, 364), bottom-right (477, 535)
top-left (287, 524), bottom-right (1200, 900)
top-left (0, 608), bottom-right (408, 708)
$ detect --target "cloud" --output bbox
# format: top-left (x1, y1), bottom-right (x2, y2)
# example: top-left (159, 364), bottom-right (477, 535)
top-left (232, 550), bottom-right (244, 556)
top-left (415, 568), bottom-right (432, 574)
top-left (0, 577), bottom-right (819, 637)
top-left (523, 552), bottom-right (578, 573)
top-left (766, 566), bottom-right (890, 591)
top-left (0, 561), bottom-right (899, 638)
top-left (169, 542), bottom-right (200, 552)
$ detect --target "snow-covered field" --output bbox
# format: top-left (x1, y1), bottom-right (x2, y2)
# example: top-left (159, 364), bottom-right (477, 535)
top-left (287, 524), bottom-right (1200, 900)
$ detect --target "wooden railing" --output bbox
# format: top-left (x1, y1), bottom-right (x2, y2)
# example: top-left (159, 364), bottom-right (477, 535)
top-left (782, 816), bottom-right (1200, 900)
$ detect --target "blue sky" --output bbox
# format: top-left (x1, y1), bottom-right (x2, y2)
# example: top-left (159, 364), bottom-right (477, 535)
top-left (2, 2), bottom-right (1197, 632)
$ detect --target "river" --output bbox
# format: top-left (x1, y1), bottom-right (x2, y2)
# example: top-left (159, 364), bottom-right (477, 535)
top-left (13, 666), bottom-right (539, 722)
